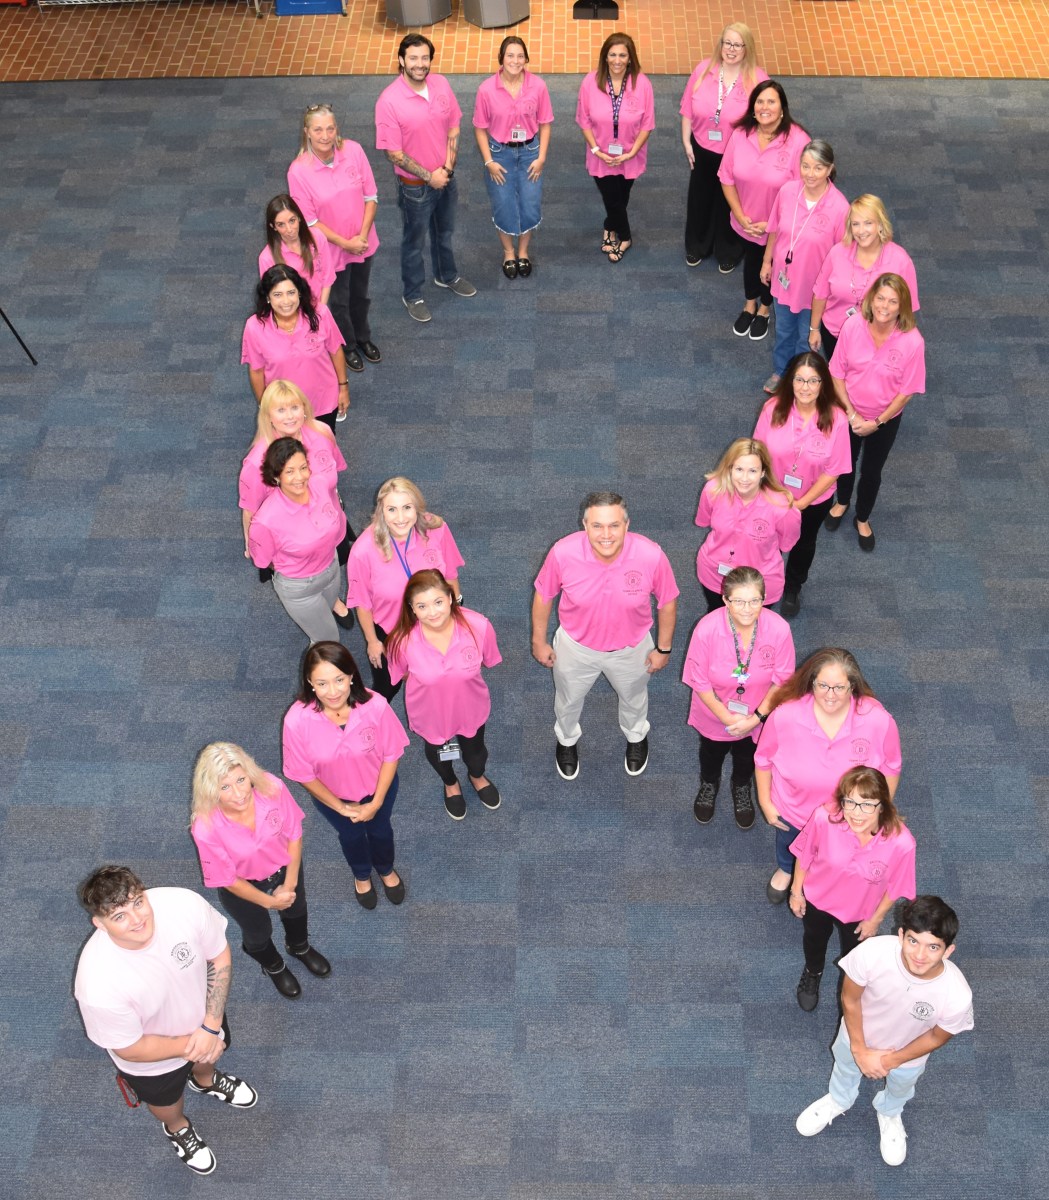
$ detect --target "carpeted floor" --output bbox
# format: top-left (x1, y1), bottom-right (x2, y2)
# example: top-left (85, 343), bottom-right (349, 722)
top-left (1, 74), bottom-right (1046, 1199)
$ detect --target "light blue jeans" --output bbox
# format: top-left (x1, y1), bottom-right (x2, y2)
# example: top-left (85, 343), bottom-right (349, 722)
top-left (772, 300), bottom-right (813, 376)
top-left (483, 134), bottom-right (542, 236)
top-left (828, 1020), bottom-right (927, 1117)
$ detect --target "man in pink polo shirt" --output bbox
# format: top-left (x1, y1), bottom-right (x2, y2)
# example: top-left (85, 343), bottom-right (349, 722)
top-left (375, 33), bottom-right (477, 324)
top-left (532, 491), bottom-right (679, 780)
top-left (796, 895), bottom-right (974, 1166)
top-left (74, 866), bottom-right (257, 1176)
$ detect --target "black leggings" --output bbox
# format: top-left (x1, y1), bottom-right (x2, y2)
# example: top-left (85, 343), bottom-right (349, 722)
top-left (216, 864), bottom-right (310, 970)
top-left (698, 734), bottom-right (756, 786)
top-left (423, 725), bottom-right (489, 786)
top-left (685, 139), bottom-right (743, 264)
top-left (801, 897), bottom-right (862, 974)
top-left (741, 238), bottom-right (773, 307)
top-left (784, 497), bottom-right (834, 591)
top-left (594, 174), bottom-right (635, 243)
top-left (835, 419), bottom-right (901, 522)
top-left (365, 623), bottom-right (403, 702)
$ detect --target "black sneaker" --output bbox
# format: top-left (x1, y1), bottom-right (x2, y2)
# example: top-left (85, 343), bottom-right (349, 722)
top-left (796, 968), bottom-right (822, 1012)
top-left (685, 252), bottom-right (703, 267)
top-left (187, 1069), bottom-right (258, 1108)
top-left (780, 589), bottom-right (800, 618)
top-left (731, 781), bottom-right (756, 829)
top-left (444, 790), bottom-right (467, 820)
top-left (732, 310), bottom-right (754, 336)
top-left (555, 741), bottom-right (579, 780)
top-left (164, 1120), bottom-right (216, 1175)
top-left (625, 736), bottom-right (649, 776)
top-left (693, 779), bottom-right (718, 824)
top-left (474, 782), bottom-right (501, 810)
top-left (748, 314), bottom-right (770, 341)
top-left (718, 260), bottom-right (739, 275)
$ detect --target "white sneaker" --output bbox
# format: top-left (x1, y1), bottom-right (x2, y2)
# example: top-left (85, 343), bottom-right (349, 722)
top-left (796, 1093), bottom-right (847, 1137)
top-left (163, 1120), bottom-right (216, 1175)
top-left (877, 1111), bottom-right (907, 1165)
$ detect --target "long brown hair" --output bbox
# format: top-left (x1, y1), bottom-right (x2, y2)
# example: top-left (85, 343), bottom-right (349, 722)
top-left (384, 570), bottom-right (474, 666)
top-left (596, 33), bottom-right (642, 91)
top-left (828, 766), bottom-right (904, 838)
top-left (766, 647), bottom-right (878, 715)
top-left (768, 352), bottom-right (843, 435)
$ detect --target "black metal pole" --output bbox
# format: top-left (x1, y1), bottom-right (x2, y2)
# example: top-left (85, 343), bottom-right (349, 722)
top-left (0, 305), bottom-right (37, 366)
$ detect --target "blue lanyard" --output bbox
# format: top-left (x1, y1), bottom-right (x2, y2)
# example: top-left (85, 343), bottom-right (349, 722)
top-left (606, 77), bottom-right (625, 139)
top-left (391, 529), bottom-right (413, 579)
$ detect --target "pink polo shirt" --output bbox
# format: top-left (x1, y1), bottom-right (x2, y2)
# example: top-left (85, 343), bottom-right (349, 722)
top-left (812, 241), bottom-right (920, 337)
top-left (346, 521), bottom-right (465, 632)
top-left (839, 936), bottom-right (974, 1067)
top-left (387, 609), bottom-right (502, 744)
top-left (239, 422), bottom-right (346, 516)
top-left (679, 60), bottom-right (768, 154)
top-left (766, 180), bottom-right (850, 312)
top-left (575, 72), bottom-right (656, 180)
top-left (473, 71), bottom-right (554, 142)
top-left (829, 318), bottom-right (926, 422)
top-left (683, 607), bottom-right (795, 741)
top-left (694, 483), bottom-right (801, 603)
top-left (191, 775), bottom-right (306, 889)
top-left (534, 531), bottom-right (679, 653)
top-left (717, 123), bottom-right (809, 245)
top-left (286, 140), bottom-right (381, 270)
top-left (754, 694), bottom-right (902, 829)
top-left (791, 803), bottom-right (916, 922)
top-left (247, 479), bottom-right (346, 578)
top-left (241, 306), bottom-right (344, 417)
top-left (258, 232), bottom-right (336, 306)
top-left (282, 692), bottom-right (409, 802)
top-left (753, 401), bottom-right (852, 504)
top-left (375, 73), bottom-right (462, 178)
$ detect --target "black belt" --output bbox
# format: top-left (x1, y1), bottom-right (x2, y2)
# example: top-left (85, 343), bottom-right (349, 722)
top-left (495, 135), bottom-right (535, 147)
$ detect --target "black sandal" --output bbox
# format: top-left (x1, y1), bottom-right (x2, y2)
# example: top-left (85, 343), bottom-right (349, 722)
top-left (602, 231), bottom-right (618, 253)
top-left (607, 240), bottom-right (631, 263)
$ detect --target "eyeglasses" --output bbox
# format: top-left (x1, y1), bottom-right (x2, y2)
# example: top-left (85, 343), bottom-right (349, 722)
top-left (726, 598), bottom-right (763, 609)
top-left (842, 799), bottom-right (881, 813)
top-left (794, 377), bottom-right (821, 387)
top-left (305, 103), bottom-right (334, 114)
top-left (813, 682), bottom-right (851, 695)
top-left (722, 41), bottom-right (745, 50)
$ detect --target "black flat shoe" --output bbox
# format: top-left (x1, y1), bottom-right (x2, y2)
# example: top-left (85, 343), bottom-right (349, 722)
top-left (333, 608), bottom-right (355, 630)
top-left (381, 874), bottom-right (406, 905)
top-left (823, 505), bottom-right (848, 532)
top-left (766, 878), bottom-right (790, 905)
top-left (354, 880), bottom-right (378, 910)
top-left (358, 340), bottom-right (381, 363)
top-left (502, 259), bottom-right (519, 279)
top-left (287, 944), bottom-right (332, 977)
top-left (516, 257), bottom-right (532, 278)
top-left (345, 348), bottom-right (365, 373)
top-left (854, 516), bottom-right (876, 552)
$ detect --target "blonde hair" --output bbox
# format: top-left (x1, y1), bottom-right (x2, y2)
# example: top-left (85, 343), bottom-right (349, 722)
top-left (861, 273), bottom-right (917, 333)
top-left (298, 103), bottom-right (344, 157)
top-left (843, 194), bottom-right (893, 246)
top-left (253, 379), bottom-right (319, 446)
top-left (696, 22), bottom-right (760, 91)
top-left (370, 476), bottom-right (444, 561)
top-left (191, 742), bottom-right (277, 824)
top-left (704, 437), bottom-right (793, 502)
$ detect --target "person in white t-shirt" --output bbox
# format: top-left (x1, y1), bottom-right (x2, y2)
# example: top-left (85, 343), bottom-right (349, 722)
top-left (74, 866), bottom-right (258, 1177)
top-left (795, 895), bottom-right (974, 1166)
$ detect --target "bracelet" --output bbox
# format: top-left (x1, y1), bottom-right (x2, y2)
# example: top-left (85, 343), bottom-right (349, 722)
top-left (810, 326), bottom-right (820, 332)
top-left (755, 711), bottom-right (768, 723)
top-left (200, 1023), bottom-right (221, 1036)
top-left (655, 646), bottom-right (672, 655)
top-left (589, 145), bottom-right (599, 155)
top-left (483, 159), bottom-right (494, 167)
top-left (338, 380), bottom-right (348, 386)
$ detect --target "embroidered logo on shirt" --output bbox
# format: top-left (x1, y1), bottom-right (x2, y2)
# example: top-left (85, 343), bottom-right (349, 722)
top-left (866, 860), bottom-right (888, 881)
top-left (910, 1000), bottom-right (935, 1021)
top-left (423, 549), bottom-right (440, 566)
top-left (265, 809), bottom-right (282, 833)
top-left (358, 726), bottom-right (376, 751)
top-left (749, 518), bottom-right (771, 541)
top-left (808, 435), bottom-right (830, 458)
top-left (305, 333), bottom-right (325, 350)
top-left (774, 150), bottom-right (791, 169)
top-left (461, 645), bottom-right (479, 666)
top-left (813, 213), bottom-right (830, 231)
top-left (623, 570), bottom-right (644, 593)
top-left (757, 644), bottom-right (775, 666)
top-left (171, 942), bottom-right (197, 969)
top-left (886, 349), bottom-right (903, 368)
top-left (850, 737), bottom-right (871, 761)
top-left (435, 95), bottom-right (451, 114)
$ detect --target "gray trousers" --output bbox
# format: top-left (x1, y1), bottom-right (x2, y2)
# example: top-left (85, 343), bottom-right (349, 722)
top-left (552, 626), bottom-right (653, 746)
top-left (273, 556), bottom-right (341, 644)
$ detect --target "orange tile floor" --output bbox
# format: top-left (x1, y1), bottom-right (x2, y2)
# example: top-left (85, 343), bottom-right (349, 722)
top-left (1, 0), bottom-right (1046, 83)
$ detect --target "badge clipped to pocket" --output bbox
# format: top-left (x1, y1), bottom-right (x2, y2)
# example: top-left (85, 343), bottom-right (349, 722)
top-left (438, 738), bottom-right (461, 762)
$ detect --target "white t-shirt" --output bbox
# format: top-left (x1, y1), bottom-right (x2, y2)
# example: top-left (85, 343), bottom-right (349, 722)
top-left (74, 888), bottom-right (229, 1076)
top-left (839, 935), bottom-right (974, 1068)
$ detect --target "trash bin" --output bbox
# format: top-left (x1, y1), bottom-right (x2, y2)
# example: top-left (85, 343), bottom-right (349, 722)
top-left (462, 0), bottom-right (530, 28)
top-left (385, 0), bottom-right (452, 24)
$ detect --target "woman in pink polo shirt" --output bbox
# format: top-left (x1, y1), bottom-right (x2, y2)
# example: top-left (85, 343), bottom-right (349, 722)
top-left (789, 766), bottom-right (916, 1012)
top-left (695, 436), bottom-right (801, 610)
top-left (386, 569), bottom-right (503, 822)
top-left (755, 647), bottom-right (902, 905)
top-left (248, 438), bottom-right (347, 646)
top-left (824, 273), bottom-right (926, 552)
top-left (347, 476), bottom-right (464, 702)
top-left (753, 352), bottom-right (851, 617)
top-left (759, 139), bottom-right (849, 394)
top-left (473, 36), bottom-right (553, 280)
top-left (575, 33), bottom-right (655, 263)
top-left (683, 566), bottom-right (795, 830)
top-left (810, 193), bottom-right (920, 362)
top-left (242, 264), bottom-right (349, 431)
top-left (190, 741), bottom-right (330, 1000)
top-left (258, 193), bottom-right (335, 308)
top-left (718, 80), bottom-right (808, 342)
top-left (287, 103), bottom-right (381, 374)
top-left (282, 641), bottom-right (409, 910)
top-left (679, 22), bottom-right (767, 271)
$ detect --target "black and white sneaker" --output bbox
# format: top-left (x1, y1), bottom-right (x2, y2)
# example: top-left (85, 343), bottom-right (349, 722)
top-left (625, 736), bottom-right (649, 776)
top-left (187, 1069), bottom-right (258, 1108)
top-left (164, 1120), bottom-right (216, 1175)
top-left (555, 741), bottom-right (579, 780)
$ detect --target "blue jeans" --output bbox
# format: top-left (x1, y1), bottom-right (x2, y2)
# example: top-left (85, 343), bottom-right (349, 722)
top-left (483, 135), bottom-right (542, 236)
top-left (311, 773), bottom-right (399, 881)
top-left (397, 177), bottom-right (459, 301)
top-left (772, 300), bottom-right (813, 375)
top-left (829, 1021), bottom-right (927, 1117)
top-left (775, 820), bottom-right (803, 874)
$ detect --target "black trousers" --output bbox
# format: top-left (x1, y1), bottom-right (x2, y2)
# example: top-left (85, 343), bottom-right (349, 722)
top-left (216, 864), bottom-right (310, 970)
top-left (366, 623), bottom-right (403, 702)
top-left (699, 734), bottom-right (756, 786)
top-left (328, 255), bottom-right (374, 349)
top-left (594, 174), bottom-right (635, 242)
top-left (817, 321), bottom-right (839, 362)
top-left (317, 410), bottom-right (337, 434)
top-left (742, 238), bottom-right (773, 307)
top-left (685, 139), bottom-right (743, 264)
top-left (423, 725), bottom-right (489, 786)
top-left (836, 419), bottom-right (901, 522)
top-left (784, 496), bottom-right (835, 591)
top-left (801, 897), bottom-right (862, 974)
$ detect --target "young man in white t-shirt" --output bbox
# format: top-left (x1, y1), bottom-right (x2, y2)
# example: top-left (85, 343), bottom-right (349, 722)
top-left (74, 866), bottom-right (258, 1176)
top-left (795, 895), bottom-right (974, 1165)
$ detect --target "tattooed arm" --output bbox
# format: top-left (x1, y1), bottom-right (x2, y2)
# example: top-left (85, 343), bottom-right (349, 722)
top-left (384, 149), bottom-right (434, 182)
top-left (446, 126), bottom-right (460, 170)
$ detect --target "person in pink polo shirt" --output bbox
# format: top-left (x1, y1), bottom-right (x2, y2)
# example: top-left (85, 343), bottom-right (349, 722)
top-left (387, 569), bottom-right (503, 821)
top-left (575, 33), bottom-right (655, 264)
top-left (679, 22), bottom-right (767, 271)
top-left (287, 104), bottom-right (382, 373)
top-left (375, 33), bottom-right (476, 324)
top-left (282, 641), bottom-right (410, 910)
top-left (190, 741), bottom-right (331, 1001)
top-left (258, 193), bottom-right (334, 308)
top-left (796, 896), bottom-right (973, 1167)
top-left (824, 273), bottom-right (926, 552)
top-left (74, 866), bottom-right (257, 1177)
top-left (719, 80), bottom-right (809, 342)
top-left (241, 264), bottom-right (349, 431)
top-left (695, 437), bottom-right (801, 610)
top-left (755, 647), bottom-right (902, 905)
top-left (683, 566), bottom-right (795, 829)
top-left (472, 36), bottom-right (553, 280)
top-left (532, 490), bottom-right (679, 781)
top-left (753, 352), bottom-right (851, 617)
top-left (789, 766), bottom-right (916, 1013)
top-left (347, 475), bottom-right (464, 702)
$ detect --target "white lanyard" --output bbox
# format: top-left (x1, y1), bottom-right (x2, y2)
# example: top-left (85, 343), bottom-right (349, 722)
top-left (784, 189), bottom-right (823, 265)
top-left (714, 67), bottom-right (737, 125)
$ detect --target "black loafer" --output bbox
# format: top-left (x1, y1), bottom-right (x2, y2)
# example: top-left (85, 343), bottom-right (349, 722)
top-left (263, 962), bottom-right (301, 998)
top-left (766, 878), bottom-right (790, 905)
top-left (516, 257), bottom-right (532, 278)
top-left (346, 348), bottom-right (365, 373)
top-left (333, 608), bottom-right (355, 630)
top-left (358, 340), bottom-right (381, 363)
top-left (823, 505), bottom-right (848, 532)
top-left (780, 589), bottom-right (800, 618)
top-left (502, 259), bottom-right (519, 280)
top-left (381, 874), bottom-right (406, 905)
top-left (287, 944), bottom-right (332, 977)
top-left (854, 516), bottom-right (876, 552)
top-left (354, 880), bottom-right (378, 910)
